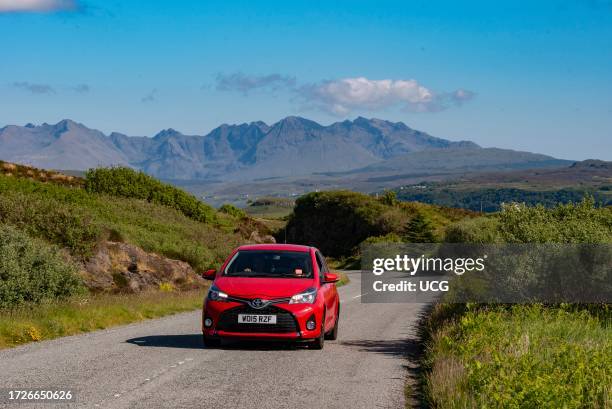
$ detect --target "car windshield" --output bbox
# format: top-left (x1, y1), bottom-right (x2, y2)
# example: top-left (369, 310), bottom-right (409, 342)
top-left (224, 250), bottom-right (313, 278)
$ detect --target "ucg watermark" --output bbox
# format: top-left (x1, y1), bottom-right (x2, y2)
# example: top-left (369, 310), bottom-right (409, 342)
top-left (361, 243), bottom-right (611, 303)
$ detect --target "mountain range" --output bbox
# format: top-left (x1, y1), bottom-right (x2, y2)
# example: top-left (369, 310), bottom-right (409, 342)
top-left (0, 117), bottom-right (569, 182)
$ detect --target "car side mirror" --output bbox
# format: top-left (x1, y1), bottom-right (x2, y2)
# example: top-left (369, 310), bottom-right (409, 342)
top-left (323, 272), bottom-right (339, 283)
top-left (202, 269), bottom-right (216, 280)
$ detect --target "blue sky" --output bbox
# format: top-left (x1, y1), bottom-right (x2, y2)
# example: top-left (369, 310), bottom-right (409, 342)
top-left (1, 0), bottom-right (611, 160)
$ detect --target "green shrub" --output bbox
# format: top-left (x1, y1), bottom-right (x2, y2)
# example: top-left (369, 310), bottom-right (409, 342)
top-left (445, 217), bottom-right (502, 243)
top-left (284, 191), bottom-right (473, 257)
top-left (444, 197), bottom-right (611, 244)
top-left (0, 224), bottom-right (85, 308)
top-left (361, 232), bottom-right (404, 245)
top-left (498, 197), bottom-right (612, 244)
top-left (218, 203), bottom-right (247, 219)
top-left (85, 167), bottom-right (217, 223)
top-left (284, 191), bottom-right (390, 257)
top-left (379, 190), bottom-right (399, 206)
top-left (0, 191), bottom-right (101, 257)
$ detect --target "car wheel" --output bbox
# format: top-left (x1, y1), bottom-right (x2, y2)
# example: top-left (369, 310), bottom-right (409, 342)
top-left (325, 308), bottom-right (339, 341)
top-left (311, 312), bottom-right (325, 350)
top-left (202, 335), bottom-right (221, 348)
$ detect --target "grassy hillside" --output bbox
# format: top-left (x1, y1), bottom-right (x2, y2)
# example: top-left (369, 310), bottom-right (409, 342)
top-left (0, 160), bottom-right (83, 187)
top-left (0, 164), bottom-right (266, 347)
top-left (0, 173), bottom-right (243, 269)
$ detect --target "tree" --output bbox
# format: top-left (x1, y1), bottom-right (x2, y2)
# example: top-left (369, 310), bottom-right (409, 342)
top-left (404, 213), bottom-right (436, 243)
top-left (380, 190), bottom-right (399, 206)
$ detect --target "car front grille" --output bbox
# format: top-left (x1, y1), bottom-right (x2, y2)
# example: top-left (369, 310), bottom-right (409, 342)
top-left (216, 305), bottom-right (299, 334)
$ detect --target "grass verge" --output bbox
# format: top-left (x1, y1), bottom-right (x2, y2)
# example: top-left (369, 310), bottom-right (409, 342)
top-left (0, 289), bottom-right (207, 350)
top-left (423, 304), bottom-right (611, 408)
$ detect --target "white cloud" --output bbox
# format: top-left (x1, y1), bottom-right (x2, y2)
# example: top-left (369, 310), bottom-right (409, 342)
top-left (0, 0), bottom-right (77, 13)
top-left (300, 77), bottom-right (475, 115)
top-left (214, 73), bottom-right (474, 116)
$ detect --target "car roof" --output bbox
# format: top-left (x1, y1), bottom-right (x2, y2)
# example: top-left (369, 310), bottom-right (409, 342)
top-left (237, 243), bottom-right (313, 253)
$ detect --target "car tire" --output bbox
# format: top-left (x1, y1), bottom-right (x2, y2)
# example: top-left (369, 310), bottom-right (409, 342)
top-left (325, 308), bottom-right (339, 341)
top-left (203, 335), bottom-right (221, 348)
top-left (311, 312), bottom-right (325, 350)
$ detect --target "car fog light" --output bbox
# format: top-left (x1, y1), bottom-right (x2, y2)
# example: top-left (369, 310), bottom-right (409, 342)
top-left (204, 318), bottom-right (213, 327)
top-left (306, 318), bottom-right (316, 331)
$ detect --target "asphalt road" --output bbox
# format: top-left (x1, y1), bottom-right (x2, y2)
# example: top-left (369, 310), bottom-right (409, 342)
top-left (0, 272), bottom-right (427, 409)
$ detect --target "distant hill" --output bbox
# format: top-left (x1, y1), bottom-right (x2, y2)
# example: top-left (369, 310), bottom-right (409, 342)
top-left (332, 147), bottom-right (570, 176)
top-left (0, 117), bottom-right (480, 180)
top-left (392, 160), bottom-right (612, 211)
top-left (0, 117), bottom-right (573, 186)
top-left (0, 120), bottom-right (129, 170)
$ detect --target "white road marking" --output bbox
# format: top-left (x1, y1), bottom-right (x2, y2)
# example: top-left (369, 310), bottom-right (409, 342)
top-left (351, 292), bottom-right (368, 299)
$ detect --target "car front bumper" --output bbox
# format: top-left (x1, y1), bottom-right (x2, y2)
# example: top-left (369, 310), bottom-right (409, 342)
top-left (203, 300), bottom-right (323, 340)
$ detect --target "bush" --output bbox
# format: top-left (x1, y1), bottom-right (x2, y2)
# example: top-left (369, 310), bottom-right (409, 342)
top-left (218, 203), bottom-right (247, 219)
top-left (498, 197), bottom-right (612, 244)
top-left (0, 225), bottom-right (85, 308)
top-left (361, 232), bottom-right (404, 245)
top-left (284, 191), bottom-right (476, 257)
top-left (85, 167), bottom-right (217, 224)
top-left (0, 191), bottom-right (101, 257)
top-left (284, 191), bottom-right (390, 257)
top-left (444, 217), bottom-right (502, 243)
top-left (444, 197), bottom-right (611, 244)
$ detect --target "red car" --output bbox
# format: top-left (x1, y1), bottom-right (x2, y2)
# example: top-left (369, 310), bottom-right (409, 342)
top-left (201, 244), bottom-right (340, 349)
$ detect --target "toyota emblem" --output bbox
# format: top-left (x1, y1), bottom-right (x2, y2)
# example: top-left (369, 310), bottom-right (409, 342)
top-left (249, 298), bottom-right (270, 309)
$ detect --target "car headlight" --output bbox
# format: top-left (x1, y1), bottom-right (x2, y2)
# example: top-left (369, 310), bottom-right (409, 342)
top-left (207, 284), bottom-right (229, 302)
top-left (289, 287), bottom-right (317, 304)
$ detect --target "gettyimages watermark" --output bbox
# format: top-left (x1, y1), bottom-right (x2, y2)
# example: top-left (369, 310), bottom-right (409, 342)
top-left (361, 243), bottom-right (611, 303)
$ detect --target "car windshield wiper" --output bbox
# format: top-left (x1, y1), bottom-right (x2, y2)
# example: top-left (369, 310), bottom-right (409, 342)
top-left (275, 272), bottom-right (311, 278)
top-left (226, 271), bottom-right (310, 278)
top-left (226, 271), bottom-right (267, 277)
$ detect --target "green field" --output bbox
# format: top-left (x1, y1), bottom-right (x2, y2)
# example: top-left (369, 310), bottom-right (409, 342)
top-left (244, 196), bottom-right (295, 219)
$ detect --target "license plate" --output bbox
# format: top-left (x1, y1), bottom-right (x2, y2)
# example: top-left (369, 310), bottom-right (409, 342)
top-left (238, 314), bottom-right (277, 324)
